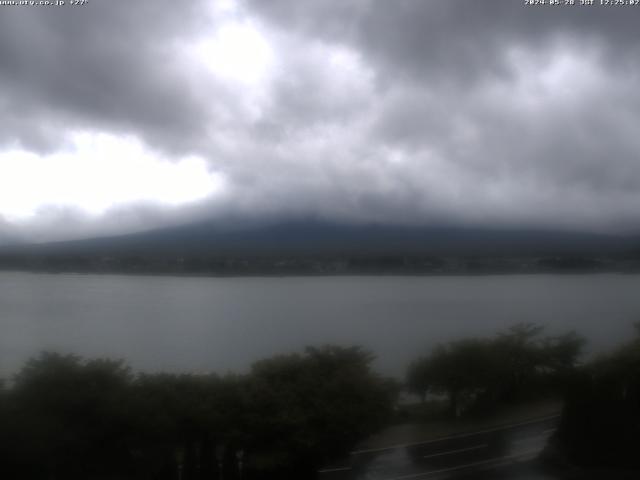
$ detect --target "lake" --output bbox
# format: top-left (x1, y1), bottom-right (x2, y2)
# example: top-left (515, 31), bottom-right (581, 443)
top-left (1, 271), bottom-right (639, 378)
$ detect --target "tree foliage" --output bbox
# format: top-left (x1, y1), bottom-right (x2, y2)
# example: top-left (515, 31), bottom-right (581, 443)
top-left (0, 347), bottom-right (396, 479)
top-left (558, 326), bottom-right (640, 468)
top-left (406, 324), bottom-right (585, 417)
top-left (244, 346), bottom-right (395, 473)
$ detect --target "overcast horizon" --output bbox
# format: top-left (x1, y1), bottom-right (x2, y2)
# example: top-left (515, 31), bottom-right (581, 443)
top-left (2, 0), bottom-right (640, 243)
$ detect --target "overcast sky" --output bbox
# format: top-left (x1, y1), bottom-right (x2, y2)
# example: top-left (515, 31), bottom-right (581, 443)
top-left (1, 0), bottom-right (640, 242)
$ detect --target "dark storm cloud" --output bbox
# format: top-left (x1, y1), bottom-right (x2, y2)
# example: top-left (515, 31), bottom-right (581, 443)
top-left (247, 0), bottom-right (640, 231)
top-left (3, 0), bottom-right (640, 241)
top-left (0, 0), bottom-right (214, 154)
top-left (250, 0), bottom-right (640, 81)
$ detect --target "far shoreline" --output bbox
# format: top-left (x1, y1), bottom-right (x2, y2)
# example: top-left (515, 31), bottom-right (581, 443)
top-left (1, 266), bottom-right (639, 280)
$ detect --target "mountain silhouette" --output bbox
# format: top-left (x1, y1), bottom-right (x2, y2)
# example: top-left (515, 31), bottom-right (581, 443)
top-left (8, 219), bottom-right (638, 257)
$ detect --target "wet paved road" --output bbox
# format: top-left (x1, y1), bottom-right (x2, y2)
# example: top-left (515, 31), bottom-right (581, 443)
top-left (319, 415), bottom-right (560, 480)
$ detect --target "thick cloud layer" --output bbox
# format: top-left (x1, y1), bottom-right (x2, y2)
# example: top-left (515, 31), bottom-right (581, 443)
top-left (1, 0), bottom-right (640, 241)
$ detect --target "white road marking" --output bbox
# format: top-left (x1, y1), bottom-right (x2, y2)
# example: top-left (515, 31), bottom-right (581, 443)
top-left (318, 466), bottom-right (352, 473)
top-left (422, 444), bottom-right (488, 459)
top-left (350, 414), bottom-right (560, 455)
top-left (383, 449), bottom-right (540, 480)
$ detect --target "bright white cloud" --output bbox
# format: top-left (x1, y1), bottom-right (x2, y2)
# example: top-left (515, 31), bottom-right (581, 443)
top-left (184, 18), bottom-right (276, 121)
top-left (193, 21), bottom-right (274, 86)
top-left (0, 132), bottom-right (225, 221)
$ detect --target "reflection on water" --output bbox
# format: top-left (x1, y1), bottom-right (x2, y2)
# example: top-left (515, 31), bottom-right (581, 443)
top-left (347, 447), bottom-right (560, 480)
top-left (353, 448), bottom-right (413, 480)
top-left (325, 416), bottom-right (562, 480)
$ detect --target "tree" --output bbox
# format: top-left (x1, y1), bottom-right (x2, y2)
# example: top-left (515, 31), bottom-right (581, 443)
top-left (243, 346), bottom-right (396, 476)
top-left (419, 339), bottom-right (499, 416)
top-left (407, 324), bottom-right (585, 417)
top-left (407, 357), bottom-right (431, 403)
top-left (0, 346), bottom-right (397, 479)
top-left (558, 325), bottom-right (640, 468)
top-left (6, 352), bottom-right (134, 479)
top-left (131, 372), bottom-right (244, 479)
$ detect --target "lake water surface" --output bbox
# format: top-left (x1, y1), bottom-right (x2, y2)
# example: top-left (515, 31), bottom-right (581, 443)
top-left (1, 272), bottom-right (639, 378)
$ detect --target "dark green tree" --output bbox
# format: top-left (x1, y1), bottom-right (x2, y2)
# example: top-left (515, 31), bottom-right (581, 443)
top-left (558, 325), bottom-right (640, 468)
top-left (6, 352), bottom-right (134, 479)
top-left (418, 339), bottom-right (498, 416)
top-left (243, 346), bottom-right (396, 476)
top-left (407, 324), bottom-right (585, 417)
